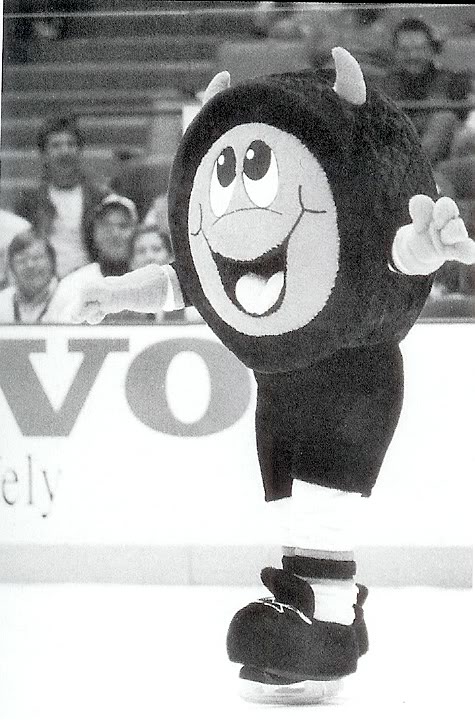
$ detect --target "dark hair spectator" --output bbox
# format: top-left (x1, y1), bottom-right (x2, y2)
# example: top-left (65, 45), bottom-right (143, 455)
top-left (36, 114), bottom-right (85, 154)
top-left (380, 17), bottom-right (468, 166)
top-left (391, 17), bottom-right (441, 56)
top-left (13, 113), bottom-right (110, 278)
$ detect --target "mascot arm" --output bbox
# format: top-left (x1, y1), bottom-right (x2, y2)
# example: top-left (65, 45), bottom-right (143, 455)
top-left (70, 263), bottom-right (184, 324)
top-left (391, 195), bottom-right (475, 276)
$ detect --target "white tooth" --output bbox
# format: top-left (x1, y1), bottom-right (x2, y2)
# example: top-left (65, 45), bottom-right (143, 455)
top-left (235, 271), bottom-right (284, 315)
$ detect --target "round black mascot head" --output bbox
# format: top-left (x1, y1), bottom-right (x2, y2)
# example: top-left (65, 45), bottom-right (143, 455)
top-left (168, 48), bottom-right (436, 373)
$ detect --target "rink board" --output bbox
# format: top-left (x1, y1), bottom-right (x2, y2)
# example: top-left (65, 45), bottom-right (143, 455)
top-left (0, 321), bottom-right (473, 585)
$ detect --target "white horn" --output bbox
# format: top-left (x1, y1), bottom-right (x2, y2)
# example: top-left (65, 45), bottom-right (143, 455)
top-left (202, 71), bottom-right (231, 106)
top-left (332, 47), bottom-right (366, 106)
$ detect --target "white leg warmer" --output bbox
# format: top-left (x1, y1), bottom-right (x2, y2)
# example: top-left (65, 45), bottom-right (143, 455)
top-left (268, 479), bottom-right (365, 625)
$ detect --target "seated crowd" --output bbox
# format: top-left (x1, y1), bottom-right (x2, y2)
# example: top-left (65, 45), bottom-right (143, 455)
top-left (0, 10), bottom-right (473, 324)
top-left (0, 114), bottom-right (202, 325)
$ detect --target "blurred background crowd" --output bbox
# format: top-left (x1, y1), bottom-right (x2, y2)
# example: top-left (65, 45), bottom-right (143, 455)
top-left (1, 1), bottom-right (474, 324)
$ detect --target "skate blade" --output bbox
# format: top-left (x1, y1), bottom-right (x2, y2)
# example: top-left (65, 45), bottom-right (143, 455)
top-left (238, 677), bottom-right (344, 705)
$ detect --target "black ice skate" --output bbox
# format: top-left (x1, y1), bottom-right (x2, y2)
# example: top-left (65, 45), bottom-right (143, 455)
top-left (226, 567), bottom-right (368, 704)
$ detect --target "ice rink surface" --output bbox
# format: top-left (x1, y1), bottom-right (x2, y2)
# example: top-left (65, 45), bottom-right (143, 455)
top-left (0, 584), bottom-right (472, 722)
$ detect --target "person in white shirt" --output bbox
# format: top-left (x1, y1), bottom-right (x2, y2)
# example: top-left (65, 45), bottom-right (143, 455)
top-left (13, 114), bottom-right (109, 279)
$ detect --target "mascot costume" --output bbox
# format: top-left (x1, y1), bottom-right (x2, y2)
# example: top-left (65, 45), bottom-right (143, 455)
top-left (73, 48), bottom-right (475, 704)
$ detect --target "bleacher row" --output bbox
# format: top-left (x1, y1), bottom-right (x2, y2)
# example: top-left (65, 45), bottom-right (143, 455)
top-left (1, 3), bottom-right (474, 215)
top-left (0, 1), bottom-right (256, 210)
top-left (0, 36), bottom-right (220, 209)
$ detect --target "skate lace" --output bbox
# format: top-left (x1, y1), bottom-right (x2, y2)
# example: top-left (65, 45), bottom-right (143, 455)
top-left (258, 597), bottom-right (313, 625)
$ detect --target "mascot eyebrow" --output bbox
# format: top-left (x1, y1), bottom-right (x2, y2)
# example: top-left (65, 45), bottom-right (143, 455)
top-left (191, 185), bottom-right (327, 238)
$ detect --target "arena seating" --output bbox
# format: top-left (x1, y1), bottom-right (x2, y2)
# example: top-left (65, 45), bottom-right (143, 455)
top-left (1, 2), bottom-right (473, 218)
top-left (0, 1), bottom-right (253, 211)
top-left (214, 39), bottom-right (311, 85)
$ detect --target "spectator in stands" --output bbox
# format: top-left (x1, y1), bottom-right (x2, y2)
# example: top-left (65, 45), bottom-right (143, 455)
top-left (118, 223), bottom-right (174, 324)
top-left (130, 224), bottom-right (173, 271)
top-left (90, 194), bottom-right (138, 277)
top-left (0, 208), bottom-right (31, 290)
top-left (51, 194), bottom-right (143, 324)
top-left (13, 114), bottom-right (109, 279)
top-left (0, 228), bottom-right (76, 323)
top-left (127, 221), bottom-right (203, 325)
top-left (381, 18), bottom-right (467, 166)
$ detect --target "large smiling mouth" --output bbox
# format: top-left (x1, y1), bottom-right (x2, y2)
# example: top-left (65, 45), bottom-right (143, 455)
top-left (211, 240), bottom-right (288, 316)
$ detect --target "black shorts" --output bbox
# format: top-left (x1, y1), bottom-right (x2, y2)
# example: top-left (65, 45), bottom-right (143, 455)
top-left (254, 342), bottom-right (404, 501)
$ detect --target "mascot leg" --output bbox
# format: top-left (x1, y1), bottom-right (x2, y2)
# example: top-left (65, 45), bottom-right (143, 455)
top-left (227, 481), bottom-right (368, 704)
top-left (227, 345), bottom-right (401, 703)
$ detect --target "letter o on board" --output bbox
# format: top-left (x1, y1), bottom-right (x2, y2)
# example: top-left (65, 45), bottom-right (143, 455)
top-left (125, 338), bottom-right (252, 436)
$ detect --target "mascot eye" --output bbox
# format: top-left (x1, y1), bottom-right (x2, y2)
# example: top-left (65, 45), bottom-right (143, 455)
top-left (242, 140), bottom-right (278, 207)
top-left (210, 146), bottom-right (237, 217)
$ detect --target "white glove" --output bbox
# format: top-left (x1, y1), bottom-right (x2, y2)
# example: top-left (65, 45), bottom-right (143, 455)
top-left (69, 264), bottom-right (170, 325)
top-left (68, 275), bottom-right (126, 324)
top-left (391, 195), bottom-right (475, 276)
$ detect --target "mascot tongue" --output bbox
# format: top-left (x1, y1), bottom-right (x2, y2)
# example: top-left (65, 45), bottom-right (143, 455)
top-left (235, 271), bottom-right (284, 315)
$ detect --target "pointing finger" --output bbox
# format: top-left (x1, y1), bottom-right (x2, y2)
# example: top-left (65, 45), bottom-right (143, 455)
top-left (433, 196), bottom-right (459, 230)
top-left (409, 195), bottom-right (435, 233)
